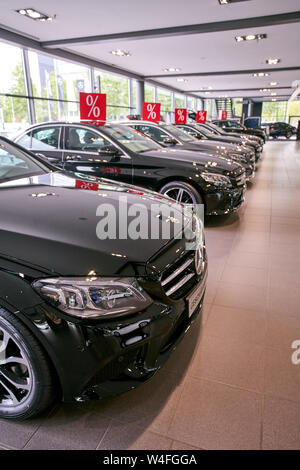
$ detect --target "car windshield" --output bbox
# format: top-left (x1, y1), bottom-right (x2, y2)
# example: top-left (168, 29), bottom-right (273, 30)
top-left (204, 122), bottom-right (223, 135)
top-left (163, 125), bottom-right (198, 143)
top-left (103, 125), bottom-right (162, 153)
top-left (194, 124), bottom-right (215, 138)
top-left (0, 139), bottom-right (50, 185)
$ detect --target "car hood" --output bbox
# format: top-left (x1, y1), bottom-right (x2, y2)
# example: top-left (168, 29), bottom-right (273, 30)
top-left (178, 140), bottom-right (243, 156)
top-left (142, 147), bottom-right (242, 175)
top-left (0, 172), bottom-right (189, 277)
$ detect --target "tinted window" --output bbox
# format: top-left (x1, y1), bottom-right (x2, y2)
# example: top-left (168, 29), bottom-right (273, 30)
top-left (103, 125), bottom-right (161, 153)
top-left (0, 139), bottom-right (49, 184)
top-left (17, 131), bottom-right (32, 149)
top-left (66, 127), bottom-right (110, 151)
top-left (135, 125), bottom-right (169, 143)
top-left (31, 126), bottom-right (61, 150)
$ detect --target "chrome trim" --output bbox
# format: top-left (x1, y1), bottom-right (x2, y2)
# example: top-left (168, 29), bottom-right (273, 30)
top-left (165, 273), bottom-right (195, 297)
top-left (161, 258), bottom-right (193, 287)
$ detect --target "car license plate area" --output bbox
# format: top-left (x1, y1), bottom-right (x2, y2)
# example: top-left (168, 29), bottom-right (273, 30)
top-left (187, 281), bottom-right (205, 318)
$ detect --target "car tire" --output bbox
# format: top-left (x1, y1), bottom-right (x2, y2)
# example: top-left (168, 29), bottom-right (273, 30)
top-left (286, 131), bottom-right (292, 139)
top-left (0, 308), bottom-right (57, 420)
top-left (160, 181), bottom-right (204, 208)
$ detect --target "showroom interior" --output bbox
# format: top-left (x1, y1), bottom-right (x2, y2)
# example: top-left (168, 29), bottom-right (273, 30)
top-left (0, 0), bottom-right (300, 452)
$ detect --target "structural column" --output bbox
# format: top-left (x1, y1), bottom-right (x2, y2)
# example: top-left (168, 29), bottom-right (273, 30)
top-left (136, 79), bottom-right (145, 116)
top-left (22, 48), bottom-right (35, 124)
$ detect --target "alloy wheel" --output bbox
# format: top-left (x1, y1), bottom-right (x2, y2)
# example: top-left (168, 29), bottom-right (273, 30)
top-left (162, 186), bottom-right (198, 207)
top-left (0, 326), bottom-right (32, 408)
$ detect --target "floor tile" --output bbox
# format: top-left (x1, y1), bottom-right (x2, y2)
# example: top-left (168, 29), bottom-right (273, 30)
top-left (263, 396), bottom-right (300, 450)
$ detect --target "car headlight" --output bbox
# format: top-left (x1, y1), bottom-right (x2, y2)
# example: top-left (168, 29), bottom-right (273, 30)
top-left (33, 277), bottom-right (152, 319)
top-left (201, 172), bottom-right (232, 188)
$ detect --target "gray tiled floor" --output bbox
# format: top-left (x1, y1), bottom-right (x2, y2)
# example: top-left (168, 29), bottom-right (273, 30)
top-left (1, 140), bottom-right (300, 450)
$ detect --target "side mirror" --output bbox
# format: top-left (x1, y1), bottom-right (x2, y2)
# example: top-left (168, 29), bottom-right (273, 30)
top-left (99, 144), bottom-right (121, 156)
top-left (162, 137), bottom-right (177, 146)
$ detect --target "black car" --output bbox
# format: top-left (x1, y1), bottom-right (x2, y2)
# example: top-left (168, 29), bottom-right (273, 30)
top-left (174, 122), bottom-right (256, 179)
top-left (199, 121), bottom-right (263, 161)
top-left (15, 122), bottom-right (246, 216)
top-left (0, 136), bottom-right (207, 419)
top-left (267, 122), bottom-right (296, 139)
top-left (212, 119), bottom-right (266, 143)
top-left (121, 120), bottom-right (255, 180)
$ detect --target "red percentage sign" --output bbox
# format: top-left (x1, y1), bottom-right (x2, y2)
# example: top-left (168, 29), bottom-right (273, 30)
top-left (86, 94), bottom-right (101, 119)
top-left (177, 109), bottom-right (185, 121)
top-left (147, 103), bottom-right (156, 120)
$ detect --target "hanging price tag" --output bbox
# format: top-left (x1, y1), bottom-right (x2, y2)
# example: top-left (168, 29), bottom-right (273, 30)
top-left (79, 93), bottom-right (106, 124)
top-left (196, 110), bottom-right (207, 123)
top-left (142, 102), bottom-right (161, 122)
top-left (174, 108), bottom-right (187, 124)
top-left (218, 110), bottom-right (228, 120)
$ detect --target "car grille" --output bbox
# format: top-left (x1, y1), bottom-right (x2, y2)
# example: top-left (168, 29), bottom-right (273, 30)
top-left (231, 169), bottom-right (246, 188)
top-left (160, 250), bottom-right (199, 301)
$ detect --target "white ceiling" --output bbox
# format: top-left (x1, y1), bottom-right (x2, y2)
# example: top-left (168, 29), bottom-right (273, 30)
top-left (0, 0), bottom-right (300, 101)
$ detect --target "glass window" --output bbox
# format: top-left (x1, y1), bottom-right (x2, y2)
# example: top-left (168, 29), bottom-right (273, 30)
top-left (0, 42), bottom-right (26, 95)
top-left (66, 127), bottom-right (110, 152)
top-left (262, 101), bottom-right (288, 123)
top-left (187, 97), bottom-right (196, 111)
top-left (163, 124), bottom-right (197, 143)
top-left (31, 126), bottom-right (61, 150)
top-left (135, 124), bottom-right (169, 143)
top-left (157, 88), bottom-right (171, 112)
top-left (28, 51), bottom-right (91, 102)
top-left (0, 139), bottom-right (48, 184)
top-left (104, 125), bottom-right (161, 153)
top-left (145, 84), bottom-right (155, 102)
top-left (94, 70), bottom-right (129, 120)
top-left (0, 96), bottom-right (29, 135)
top-left (174, 94), bottom-right (185, 108)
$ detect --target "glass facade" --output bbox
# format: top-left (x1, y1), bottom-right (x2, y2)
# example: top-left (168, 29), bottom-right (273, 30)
top-left (0, 40), bottom-right (200, 132)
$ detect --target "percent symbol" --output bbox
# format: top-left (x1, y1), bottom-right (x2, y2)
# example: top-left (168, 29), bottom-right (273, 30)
top-left (86, 95), bottom-right (101, 118)
top-left (147, 103), bottom-right (157, 120)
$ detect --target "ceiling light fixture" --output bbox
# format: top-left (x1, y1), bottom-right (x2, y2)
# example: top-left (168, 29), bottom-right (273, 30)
top-left (177, 78), bottom-right (188, 83)
top-left (163, 67), bottom-right (181, 72)
top-left (16, 8), bottom-right (55, 21)
top-left (111, 50), bottom-right (131, 57)
top-left (270, 82), bottom-right (278, 86)
top-left (219, 0), bottom-right (254, 4)
top-left (271, 92), bottom-right (277, 96)
top-left (235, 33), bottom-right (267, 42)
top-left (253, 72), bottom-right (270, 77)
top-left (266, 58), bottom-right (280, 65)
top-left (260, 88), bottom-right (271, 92)
top-left (272, 98), bottom-right (277, 102)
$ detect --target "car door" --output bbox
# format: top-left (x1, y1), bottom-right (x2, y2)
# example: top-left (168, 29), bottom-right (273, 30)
top-left (30, 125), bottom-right (63, 166)
top-left (62, 126), bottom-right (133, 184)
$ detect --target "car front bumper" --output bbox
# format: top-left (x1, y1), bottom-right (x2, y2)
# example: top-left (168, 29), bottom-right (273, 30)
top-left (205, 186), bottom-right (246, 216)
top-left (24, 264), bottom-right (207, 402)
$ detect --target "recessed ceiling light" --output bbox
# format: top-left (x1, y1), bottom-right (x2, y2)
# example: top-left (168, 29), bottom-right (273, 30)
top-left (111, 50), bottom-right (131, 57)
top-left (205, 92), bottom-right (211, 95)
top-left (219, 0), bottom-right (253, 4)
top-left (16, 8), bottom-right (55, 21)
top-left (163, 67), bottom-right (181, 72)
top-left (235, 33), bottom-right (267, 42)
top-left (266, 58), bottom-right (280, 65)
top-left (260, 88), bottom-right (271, 92)
top-left (177, 78), bottom-right (188, 83)
top-left (253, 72), bottom-right (270, 77)
top-left (270, 82), bottom-right (278, 86)
top-left (271, 92), bottom-right (277, 96)
top-left (272, 98), bottom-right (277, 102)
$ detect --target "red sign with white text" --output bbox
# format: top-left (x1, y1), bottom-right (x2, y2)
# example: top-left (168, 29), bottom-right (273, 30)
top-left (142, 102), bottom-right (161, 122)
top-left (196, 110), bottom-right (207, 123)
top-left (79, 93), bottom-right (106, 124)
top-left (218, 110), bottom-right (228, 120)
top-left (174, 108), bottom-right (187, 124)
top-left (75, 180), bottom-right (99, 191)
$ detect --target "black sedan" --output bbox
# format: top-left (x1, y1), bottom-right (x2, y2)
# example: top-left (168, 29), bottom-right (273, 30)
top-left (121, 120), bottom-right (255, 179)
top-left (174, 122), bottom-right (256, 179)
top-left (267, 122), bottom-right (296, 139)
top-left (199, 121), bottom-right (263, 161)
top-left (0, 136), bottom-right (207, 419)
top-left (15, 122), bottom-right (246, 216)
top-left (212, 119), bottom-right (266, 143)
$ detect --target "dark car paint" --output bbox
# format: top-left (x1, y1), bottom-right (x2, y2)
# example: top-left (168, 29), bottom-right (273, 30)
top-left (0, 136), bottom-right (207, 402)
top-left (15, 122), bottom-right (246, 216)
top-left (212, 120), bottom-right (266, 142)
